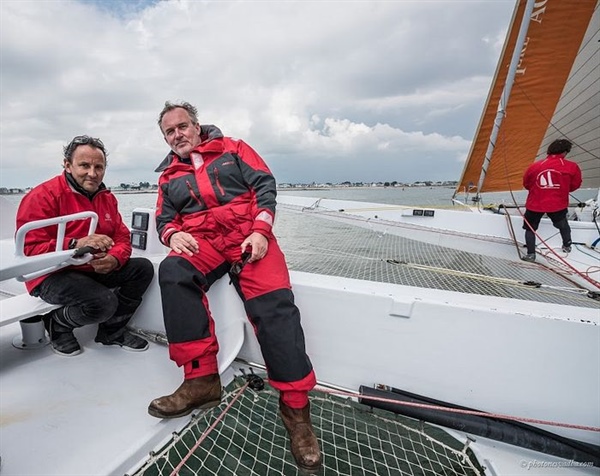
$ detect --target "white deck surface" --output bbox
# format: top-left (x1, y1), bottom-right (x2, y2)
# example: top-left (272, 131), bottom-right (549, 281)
top-left (452, 431), bottom-right (600, 476)
top-left (0, 321), bottom-right (238, 476)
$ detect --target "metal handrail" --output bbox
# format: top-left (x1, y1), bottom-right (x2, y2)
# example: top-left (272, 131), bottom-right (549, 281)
top-left (5, 211), bottom-right (99, 282)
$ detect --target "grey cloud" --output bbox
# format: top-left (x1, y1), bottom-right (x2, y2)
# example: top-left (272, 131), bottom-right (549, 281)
top-left (1, 0), bottom-right (515, 188)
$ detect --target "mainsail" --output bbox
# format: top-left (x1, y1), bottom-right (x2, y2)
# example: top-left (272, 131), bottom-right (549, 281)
top-left (457, 0), bottom-right (599, 196)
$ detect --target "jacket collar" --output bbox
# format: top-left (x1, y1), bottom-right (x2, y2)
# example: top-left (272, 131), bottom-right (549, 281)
top-left (64, 171), bottom-right (106, 200)
top-left (155, 124), bottom-right (224, 173)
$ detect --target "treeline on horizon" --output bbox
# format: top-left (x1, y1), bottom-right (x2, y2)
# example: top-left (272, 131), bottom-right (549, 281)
top-left (1, 179), bottom-right (459, 195)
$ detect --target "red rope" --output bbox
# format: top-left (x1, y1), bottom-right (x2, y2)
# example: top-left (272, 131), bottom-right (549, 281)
top-left (315, 385), bottom-right (600, 432)
top-left (519, 209), bottom-right (600, 290)
top-left (170, 381), bottom-right (250, 476)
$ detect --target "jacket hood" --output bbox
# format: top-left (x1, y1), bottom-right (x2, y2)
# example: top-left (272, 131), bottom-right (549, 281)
top-left (155, 124), bottom-right (224, 173)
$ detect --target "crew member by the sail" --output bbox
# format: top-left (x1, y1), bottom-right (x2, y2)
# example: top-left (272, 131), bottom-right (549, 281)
top-left (521, 139), bottom-right (582, 262)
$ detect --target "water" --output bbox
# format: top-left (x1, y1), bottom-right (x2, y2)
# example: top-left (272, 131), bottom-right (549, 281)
top-left (2, 187), bottom-right (461, 224)
top-left (5, 186), bottom-right (596, 224)
top-left (121, 187), bottom-right (463, 221)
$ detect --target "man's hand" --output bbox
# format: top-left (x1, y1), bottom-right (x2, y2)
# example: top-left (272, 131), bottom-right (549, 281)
top-left (241, 232), bottom-right (268, 262)
top-left (89, 253), bottom-right (119, 274)
top-left (169, 231), bottom-right (199, 256)
top-left (74, 233), bottom-right (114, 252)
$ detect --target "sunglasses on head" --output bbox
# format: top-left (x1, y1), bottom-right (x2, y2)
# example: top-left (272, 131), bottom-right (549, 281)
top-left (64, 135), bottom-right (106, 159)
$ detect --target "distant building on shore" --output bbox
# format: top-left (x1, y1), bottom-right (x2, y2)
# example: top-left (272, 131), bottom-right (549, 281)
top-left (1, 181), bottom-right (458, 195)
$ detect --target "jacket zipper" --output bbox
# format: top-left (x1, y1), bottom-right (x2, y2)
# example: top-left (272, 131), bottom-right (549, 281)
top-left (213, 167), bottom-right (226, 197)
top-left (186, 180), bottom-right (204, 208)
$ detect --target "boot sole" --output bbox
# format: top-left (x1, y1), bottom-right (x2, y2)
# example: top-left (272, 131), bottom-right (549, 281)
top-left (297, 465), bottom-right (322, 475)
top-left (147, 398), bottom-right (221, 419)
top-left (95, 340), bottom-right (149, 352)
top-left (51, 346), bottom-right (83, 357)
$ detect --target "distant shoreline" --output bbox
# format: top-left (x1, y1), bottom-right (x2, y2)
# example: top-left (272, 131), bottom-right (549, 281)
top-left (110, 186), bottom-right (455, 194)
top-left (0, 184), bottom-right (457, 196)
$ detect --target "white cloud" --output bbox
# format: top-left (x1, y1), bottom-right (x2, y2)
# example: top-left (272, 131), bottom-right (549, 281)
top-left (0, 0), bottom-right (514, 188)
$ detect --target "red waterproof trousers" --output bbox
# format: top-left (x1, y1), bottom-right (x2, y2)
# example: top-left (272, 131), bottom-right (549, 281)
top-left (158, 234), bottom-right (316, 406)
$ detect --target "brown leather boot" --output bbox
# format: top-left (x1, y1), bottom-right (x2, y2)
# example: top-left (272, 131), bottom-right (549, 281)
top-left (148, 373), bottom-right (222, 419)
top-left (279, 398), bottom-right (323, 472)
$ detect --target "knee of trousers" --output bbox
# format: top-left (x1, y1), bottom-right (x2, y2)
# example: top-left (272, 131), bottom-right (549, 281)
top-left (128, 257), bottom-right (155, 288)
top-left (553, 218), bottom-right (569, 230)
top-left (69, 289), bottom-right (119, 326)
top-left (159, 256), bottom-right (207, 289)
top-left (245, 289), bottom-right (312, 382)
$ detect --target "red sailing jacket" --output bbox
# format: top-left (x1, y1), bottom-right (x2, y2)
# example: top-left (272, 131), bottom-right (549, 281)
top-left (523, 154), bottom-right (582, 213)
top-left (155, 125), bottom-right (277, 250)
top-left (16, 173), bottom-right (132, 293)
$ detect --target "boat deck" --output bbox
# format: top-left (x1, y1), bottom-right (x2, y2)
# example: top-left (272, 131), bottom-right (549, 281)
top-left (0, 322), bottom-right (192, 475)
top-left (275, 208), bottom-right (600, 310)
top-left (0, 267), bottom-right (247, 476)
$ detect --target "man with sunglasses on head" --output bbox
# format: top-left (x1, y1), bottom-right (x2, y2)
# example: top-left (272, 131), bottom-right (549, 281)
top-left (16, 135), bottom-right (154, 356)
top-left (148, 101), bottom-right (322, 472)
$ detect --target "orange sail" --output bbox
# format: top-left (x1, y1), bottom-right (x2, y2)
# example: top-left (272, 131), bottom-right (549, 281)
top-left (457, 0), bottom-right (599, 195)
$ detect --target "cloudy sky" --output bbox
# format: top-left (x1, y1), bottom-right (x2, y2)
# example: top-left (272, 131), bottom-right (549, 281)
top-left (1, 0), bottom-right (515, 189)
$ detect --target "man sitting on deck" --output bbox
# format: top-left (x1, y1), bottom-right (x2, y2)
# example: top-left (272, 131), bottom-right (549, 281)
top-left (148, 101), bottom-right (322, 472)
top-left (521, 138), bottom-right (582, 262)
top-left (16, 135), bottom-right (154, 356)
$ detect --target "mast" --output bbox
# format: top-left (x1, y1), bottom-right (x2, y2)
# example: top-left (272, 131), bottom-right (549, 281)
top-left (473, 0), bottom-right (536, 203)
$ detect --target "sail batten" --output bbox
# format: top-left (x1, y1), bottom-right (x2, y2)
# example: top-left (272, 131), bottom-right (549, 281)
top-left (457, 0), bottom-right (599, 195)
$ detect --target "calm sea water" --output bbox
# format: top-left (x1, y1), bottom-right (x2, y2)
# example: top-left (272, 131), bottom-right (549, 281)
top-left (111, 187), bottom-right (467, 223)
top-left (4, 186), bottom-right (466, 225)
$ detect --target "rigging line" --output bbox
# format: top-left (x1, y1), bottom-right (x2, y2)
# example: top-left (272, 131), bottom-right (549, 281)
top-left (311, 386), bottom-right (600, 433)
top-left (557, 48), bottom-right (599, 100)
top-left (555, 94), bottom-right (600, 130)
top-left (571, 21), bottom-right (599, 54)
top-left (385, 259), bottom-right (592, 297)
top-left (292, 245), bottom-right (382, 262)
top-left (293, 243), bottom-right (594, 300)
top-left (170, 380), bottom-right (250, 476)
top-left (313, 208), bottom-right (518, 244)
top-left (233, 362), bottom-right (600, 433)
top-left (551, 95), bottom-right (600, 136)
top-left (504, 210), bottom-right (524, 257)
top-left (554, 67), bottom-right (599, 112)
top-left (489, 81), bottom-right (600, 289)
top-left (512, 81), bottom-right (600, 160)
top-left (496, 124), bottom-right (521, 206)
top-left (570, 192), bottom-right (585, 205)
top-left (572, 137), bottom-right (600, 153)
top-left (540, 245), bottom-right (600, 278)
top-left (552, 93), bottom-right (599, 130)
top-left (515, 206), bottom-right (600, 290)
top-left (572, 245), bottom-right (600, 263)
top-left (559, 36), bottom-right (600, 96)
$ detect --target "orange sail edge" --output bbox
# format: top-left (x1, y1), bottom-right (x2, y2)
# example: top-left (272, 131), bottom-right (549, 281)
top-left (456, 0), bottom-right (598, 196)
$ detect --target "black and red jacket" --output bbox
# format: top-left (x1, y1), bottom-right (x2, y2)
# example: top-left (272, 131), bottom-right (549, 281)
top-left (155, 125), bottom-right (277, 250)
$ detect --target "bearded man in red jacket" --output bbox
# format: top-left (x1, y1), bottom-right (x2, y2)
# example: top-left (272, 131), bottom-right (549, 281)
top-left (16, 135), bottom-right (154, 356)
top-left (521, 139), bottom-right (582, 262)
top-left (147, 101), bottom-right (322, 472)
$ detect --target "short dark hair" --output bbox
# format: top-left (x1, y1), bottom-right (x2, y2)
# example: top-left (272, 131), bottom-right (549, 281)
top-left (63, 135), bottom-right (108, 163)
top-left (547, 139), bottom-right (572, 155)
top-left (157, 101), bottom-right (199, 130)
